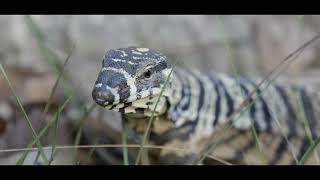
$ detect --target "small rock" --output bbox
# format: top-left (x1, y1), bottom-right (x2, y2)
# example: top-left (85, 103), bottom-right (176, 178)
top-left (0, 102), bottom-right (13, 121)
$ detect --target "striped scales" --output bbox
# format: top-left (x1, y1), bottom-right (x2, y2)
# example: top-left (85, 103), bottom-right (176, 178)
top-left (92, 47), bottom-right (320, 165)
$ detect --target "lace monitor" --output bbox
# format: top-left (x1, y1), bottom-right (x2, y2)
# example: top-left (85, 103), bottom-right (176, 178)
top-left (92, 47), bottom-right (320, 165)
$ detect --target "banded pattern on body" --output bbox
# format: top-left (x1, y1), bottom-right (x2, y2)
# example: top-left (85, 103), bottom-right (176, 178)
top-left (92, 47), bottom-right (320, 165)
top-left (167, 70), bottom-right (320, 164)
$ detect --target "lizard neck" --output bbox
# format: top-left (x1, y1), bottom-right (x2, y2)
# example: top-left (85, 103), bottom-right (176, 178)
top-left (123, 72), bottom-right (180, 136)
top-left (124, 71), bottom-right (179, 119)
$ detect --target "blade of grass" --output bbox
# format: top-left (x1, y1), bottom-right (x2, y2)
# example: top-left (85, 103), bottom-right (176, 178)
top-left (0, 63), bottom-right (49, 164)
top-left (24, 15), bottom-right (64, 77)
top-left (33, 123), bottom-right (53, 165)
top-left (70, 104), bottom-right (96, 135)
top-left (33, 46), bottom-right (74, 164)
top-left (32, 151), bottom-right (41, 165)
top-left (24, 15), bottom-right (78, 103)
top-left (250, 127), bottom-right (261, 153)
top-left (121, 116), bottom-right (129, 165)
top-left (295, 92), bottom-right (320, 164)
top-left (135, 60), bottom-right (178, 165)
top-left (73, 125), bottom-right (82, 165)
top-left (48, 104), bottom-right (60, 165)
top-left (71, 104), bottom-right (96, 165)
top-left (1, 144), bottom-right (233, 165)
top-left (84, 138), bottom-right (99, 165)
top-left (224, 34), bottom-right (320, 130)
top-left (293, 15), bottom-right (314, 142)
top-left (299, 136), bottom-right (320, 165)
top-left (40, 44), bottom-right (75, 123)
top-left (217, 15), bottom-right (267, 164)
top-left (16, 85), bottom-right (77, 165)
top-left (249, 126), bottom-right (269, 164)
top-left (216, 15), bottom-right (242, 74)
top-left (293, 15), bottom-right (320, 163)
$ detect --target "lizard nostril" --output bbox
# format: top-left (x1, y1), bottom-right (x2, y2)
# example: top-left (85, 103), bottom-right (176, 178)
top-left (92, 88), bottom-right (115, 106)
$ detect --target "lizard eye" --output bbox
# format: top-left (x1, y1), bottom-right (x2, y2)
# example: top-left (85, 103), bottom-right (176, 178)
top-left (143, 70), bottom-right (152, 79)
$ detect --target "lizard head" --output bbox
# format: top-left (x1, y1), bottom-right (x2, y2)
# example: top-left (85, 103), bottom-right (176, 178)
top-left (92, 47), bottom-right (172, 116)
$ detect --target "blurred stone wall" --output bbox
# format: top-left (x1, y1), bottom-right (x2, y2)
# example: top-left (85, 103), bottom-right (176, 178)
top-left (1, 15), bottom-right (320, 130)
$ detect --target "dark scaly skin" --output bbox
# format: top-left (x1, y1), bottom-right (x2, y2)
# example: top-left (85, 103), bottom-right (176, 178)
top-left (92, 47), bottom-right (320, 165)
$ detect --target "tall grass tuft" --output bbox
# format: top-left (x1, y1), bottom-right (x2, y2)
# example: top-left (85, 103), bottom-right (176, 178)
top-left (0, 64), bottom-right (49, 164)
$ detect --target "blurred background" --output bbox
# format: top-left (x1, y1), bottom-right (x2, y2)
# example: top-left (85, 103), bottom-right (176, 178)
top-left (1, 15), bottom-right (320, 165)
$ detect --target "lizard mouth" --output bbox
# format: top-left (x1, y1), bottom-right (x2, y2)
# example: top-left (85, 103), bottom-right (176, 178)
top-left (103, 87), bottom-right (164, 110)
top-left (92, 85), bottom-right (160, 109)
top-left (105, 94), bottom-right (167, 117)
top-left (101, 86), bottom-right (169, 117)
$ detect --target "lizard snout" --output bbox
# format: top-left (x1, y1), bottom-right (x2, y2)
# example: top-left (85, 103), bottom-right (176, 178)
top-left (92, 87), bottom-right (115, 106)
